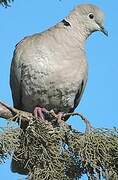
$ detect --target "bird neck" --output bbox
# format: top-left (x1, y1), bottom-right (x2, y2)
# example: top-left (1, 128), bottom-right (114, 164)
top-left (55, 19), bottom-right (91, 50)
top-left (68, 25), bottom-right (91, 46)
top-left (62, 13), bottom-right (91, 44)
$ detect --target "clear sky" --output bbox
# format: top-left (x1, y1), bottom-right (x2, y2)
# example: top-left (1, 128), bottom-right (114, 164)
top-left (0, 0), bottom-right (117, 179)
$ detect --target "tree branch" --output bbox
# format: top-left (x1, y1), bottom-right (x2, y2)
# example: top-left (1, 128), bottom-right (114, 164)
top-left (0, 101), bottom-right (93, 132)
top-left (0, 101), bottom-right (118, 179)
top-left (0, 101), bottom-right (33, 123)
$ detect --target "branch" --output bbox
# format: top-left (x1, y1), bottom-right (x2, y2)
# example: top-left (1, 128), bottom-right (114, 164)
top-left (0, 101), bottom-right (33, 123)
top-left (0, 101), bottom-right (118, 179)
top-left (0, 101), bottom-right (93, 132)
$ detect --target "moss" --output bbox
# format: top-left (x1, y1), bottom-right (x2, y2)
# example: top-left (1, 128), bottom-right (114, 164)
top-left (0, 117), bottom-right (118, 180)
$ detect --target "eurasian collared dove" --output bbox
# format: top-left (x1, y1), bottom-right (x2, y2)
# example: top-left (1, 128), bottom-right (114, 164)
top-left (10, 4), bottom-right (107, 174)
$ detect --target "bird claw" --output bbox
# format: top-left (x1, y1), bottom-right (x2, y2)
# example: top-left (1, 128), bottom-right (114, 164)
top-left (49, 110), bottom-right (64, 125)
top-left (33, 107), bottom-right (49, 121)
top-left (33, 107), bottom-right (64, 126)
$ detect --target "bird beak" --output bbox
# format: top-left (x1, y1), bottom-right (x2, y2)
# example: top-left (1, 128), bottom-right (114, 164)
top-left (100, 26), bottom-right (108, 36)
top-left (96, 21), bottom-right (108, 36)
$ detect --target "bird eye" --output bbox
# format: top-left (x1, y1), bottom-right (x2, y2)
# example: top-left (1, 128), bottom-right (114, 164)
top-left (88, 13), bottom-right (94, 19)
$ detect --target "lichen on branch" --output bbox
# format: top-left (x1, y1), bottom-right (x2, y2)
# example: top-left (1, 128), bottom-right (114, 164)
top-left (0, 101), bottom-right (118, 179)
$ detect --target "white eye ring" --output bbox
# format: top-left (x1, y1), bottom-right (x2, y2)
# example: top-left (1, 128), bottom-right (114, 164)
top-left (88, 13), bottom-right (94, 19)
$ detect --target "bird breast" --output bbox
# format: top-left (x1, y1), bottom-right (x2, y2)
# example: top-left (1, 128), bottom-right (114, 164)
top-left (20, 46), bottom-right (87, 113)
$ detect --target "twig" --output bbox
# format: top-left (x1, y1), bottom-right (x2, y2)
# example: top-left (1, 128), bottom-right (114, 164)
top-left (0, 101), bottom-right (33, 123)
top-left (63, 112), bottom-right (93, 133)
top-left (0, 101), bottom-right (93, 132)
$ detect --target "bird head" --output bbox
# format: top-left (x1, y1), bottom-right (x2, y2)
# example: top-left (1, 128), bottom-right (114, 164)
top-left (68, 4), bottom-right (108, 38)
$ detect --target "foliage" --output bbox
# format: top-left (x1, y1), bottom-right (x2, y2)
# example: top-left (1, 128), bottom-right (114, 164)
top-left (0, 0), bottom-right (13, 7)
top-left (0, 116), bottom-right (118, 180)
top-left (0, 127), bottom-right (21, 163)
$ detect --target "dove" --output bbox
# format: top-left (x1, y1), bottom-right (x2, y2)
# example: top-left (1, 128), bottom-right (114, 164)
top-left (10, 4), bottom-right (107, 121)
top-left (10, 3), bottom-right (107, 174)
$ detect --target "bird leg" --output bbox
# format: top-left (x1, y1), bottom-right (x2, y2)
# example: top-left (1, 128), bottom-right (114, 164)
top-left (56, 112), bottom-right (65, 125)
top-left (33, 107), bottom-right (64, 125)
top-left (33, 107), bottom-right (49, 121)
top-left (49, 110), bottom-right (64, 125)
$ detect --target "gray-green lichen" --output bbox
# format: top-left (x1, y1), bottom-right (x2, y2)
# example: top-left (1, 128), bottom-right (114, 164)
top-left (0, 117), bottom-right (118, 180)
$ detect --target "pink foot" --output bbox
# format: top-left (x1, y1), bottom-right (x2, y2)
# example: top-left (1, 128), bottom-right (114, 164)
top-left (33, 107), bottom-right (48, 120)
top-left (50, 110), bottom-right (64, 124)
top-left (57, 112), bottom-right (64, 123)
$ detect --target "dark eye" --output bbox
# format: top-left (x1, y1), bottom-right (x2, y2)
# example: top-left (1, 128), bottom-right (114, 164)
top-left (88, 13), bottom-right (94, 19)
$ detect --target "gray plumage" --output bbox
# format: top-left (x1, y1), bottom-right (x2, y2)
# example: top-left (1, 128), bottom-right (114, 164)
top-left (10, 4), bottom-right (107, 174)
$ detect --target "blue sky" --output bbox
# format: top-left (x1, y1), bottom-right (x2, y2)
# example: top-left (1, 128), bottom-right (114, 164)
top-left (0, 0), bottom-right (117, 179)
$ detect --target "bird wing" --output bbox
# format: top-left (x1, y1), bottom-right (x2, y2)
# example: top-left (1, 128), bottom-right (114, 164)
top-left (73, 78), bottom-right (87, 110)
top-left (10, 49), bottom-right (22, 109)
top-left (10, 36), bottom-right (29, 109)
top-left (64, 77), bottom-right (87, 121)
